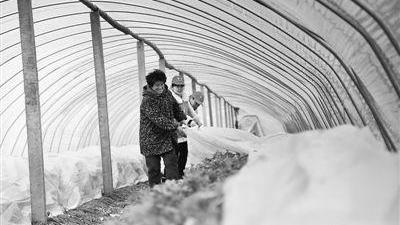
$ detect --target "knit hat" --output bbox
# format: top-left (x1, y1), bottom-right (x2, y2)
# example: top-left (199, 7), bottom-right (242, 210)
top-left (190, 91), bottom-right (204, 104)
top-left (171, 76), bottom-right (185, 85)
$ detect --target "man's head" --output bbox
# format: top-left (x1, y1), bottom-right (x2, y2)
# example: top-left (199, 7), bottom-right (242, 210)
top-left (189, 91), bottom-right (204, 110)
top-left (171, 75), bottom-right (185, 96)
top-left (146, 69), bottom-right (166, 95)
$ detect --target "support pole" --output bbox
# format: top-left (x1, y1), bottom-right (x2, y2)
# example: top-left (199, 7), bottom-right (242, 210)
top-left (159, 57), bottom-right (165, 72)
top-left (200, 85), bottom-right (207, 126)
top-left (230, 105), bottom-right (233, 128)
top-left (90, 10), bottom-right (113, 195)
top-left (218, 97), bottom-right (224, 127)
top-left (224, 101), bottom-right (228, 127)
top-left (17, 0), bottom-right (46, 223)
top-left (228, 105), bottom-right (232, 128)
top-left (137, 40), bottom-right (146, 98)
top-left (226, 104), bottom-right (230, 128)
top-left (191, 78), bottom-right (196, 92)
top-left (214, 94), bottom-right (220, 127)
top-left (207, 88), bottom-right (213, 126)
top-left (228, 104), bottom-right (231, 128)
top-left (234, 107), bottom-right (239, 128)
top-left (231, 106), bottom-right (235, 128)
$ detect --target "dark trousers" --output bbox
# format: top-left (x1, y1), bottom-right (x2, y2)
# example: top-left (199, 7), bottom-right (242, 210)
top-left (145, 150), bottom-right (179, 188)
top-left (176, 142), bottom-right (188, 178)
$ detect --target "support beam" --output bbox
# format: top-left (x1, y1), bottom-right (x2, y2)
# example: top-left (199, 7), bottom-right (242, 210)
top-left (234, 107), bottom-right (239, 128)
top-left (232, 107), bottom-right (235, 127)
top-left (17, 0), bottom-right (46, 223)
top-left (229, 106), bottom-right (233, 128)
top-left (316, 0), bottom-right (400, 98)
top-left (229, 104), bottom-right (232, 127)
top-left (90, 10), bottom-right (113, 195)
top-left (218, 98), bottom-right (223, 127)
top-left (200, 85), bottom-right (207, 126)
top-left (230, 105), bottom-right (234, 128)
top-left (228, 105), bottom-right (232, 128)
top-left (224, 101), bottom-right (228, 127)
top-left (159, 57), bottom-right (165, 72)
top-left (228, 105), bottom-right (233, 128)
top-left (207, 88), bottom-right (213, 126)
top-left (137, 40), bottom-right (146, 97)
top-left (214, 94), bottom-right (220, 127)
top-left (350, 69), bottom-right (397, 152)
top-left (226, 103), bottom-right (230, 127)
top-left (191, 78), bottom-right (196, 92)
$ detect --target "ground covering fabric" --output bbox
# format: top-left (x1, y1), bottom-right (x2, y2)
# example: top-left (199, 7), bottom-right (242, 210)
top-left (1, 125), bottom-right (398, 224)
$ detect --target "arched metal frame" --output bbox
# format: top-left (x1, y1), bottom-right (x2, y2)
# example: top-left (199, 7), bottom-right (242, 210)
top-left (1, 0), bottom-right (398, 159)
top-left (4, 0), bottom-right (399, 222)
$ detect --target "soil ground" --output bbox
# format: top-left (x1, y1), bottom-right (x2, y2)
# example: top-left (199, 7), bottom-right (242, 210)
top-left (46, 182), bottom-right (150, 225)
top-left (45, 151), bottom-right (248, 225)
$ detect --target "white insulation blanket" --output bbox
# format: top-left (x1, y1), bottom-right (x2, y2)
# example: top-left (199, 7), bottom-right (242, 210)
top-left (1, 125), bottom-right (398, 225)
top-left (1, 146), bottom-right (148, 224)
top-left (221, 125), bottom-right (399, 225)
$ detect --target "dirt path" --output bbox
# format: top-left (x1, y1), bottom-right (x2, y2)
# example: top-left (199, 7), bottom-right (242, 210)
top-left (47, 182), bottom-right (149, 225)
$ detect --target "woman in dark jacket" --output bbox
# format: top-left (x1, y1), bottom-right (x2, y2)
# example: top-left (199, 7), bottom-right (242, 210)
top-left (139, 69), bottom-right (187, 187)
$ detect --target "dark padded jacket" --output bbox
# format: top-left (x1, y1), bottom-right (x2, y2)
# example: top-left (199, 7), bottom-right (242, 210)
top-left (139, 85), bottom-right (187, 156)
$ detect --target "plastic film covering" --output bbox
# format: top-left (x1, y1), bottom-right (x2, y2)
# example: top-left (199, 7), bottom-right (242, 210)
top-left (1, 0), bottom-right (399, 155)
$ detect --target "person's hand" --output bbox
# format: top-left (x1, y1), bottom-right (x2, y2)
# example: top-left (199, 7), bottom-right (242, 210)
top-left (188, 119), bottom-right (203, 127)
top-left (178, 119), bottom-right (186, 126)
top-left (177, 126), bottom-right (187, 137)
top-left (173, 120), bottom-right (181, 127)
top-left (188, 120), bottom-right (196, 127)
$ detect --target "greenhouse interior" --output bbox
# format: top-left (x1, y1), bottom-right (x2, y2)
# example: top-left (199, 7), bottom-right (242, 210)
top-left (1, 0), bottom-right (399, 224)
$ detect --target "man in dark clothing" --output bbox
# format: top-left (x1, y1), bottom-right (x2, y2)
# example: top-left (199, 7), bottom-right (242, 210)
top-left (139, 69), bottom-right (187, 187)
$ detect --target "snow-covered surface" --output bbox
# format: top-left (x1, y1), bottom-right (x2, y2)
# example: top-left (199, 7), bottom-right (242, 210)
top-left (1, 145), bottom-right (148, 224)
top-left (1, 125), bottom-right (398, 224)
top-left (222, 125), bottom-right (399, 225)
